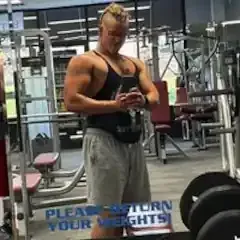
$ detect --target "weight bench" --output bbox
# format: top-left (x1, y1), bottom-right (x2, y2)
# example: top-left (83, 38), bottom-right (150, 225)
top-left (13, 173), bottom-right (42, 237)
top-left (175, 87), bottom-right (218, 149)
top-left (151, 81), bottom-right (189, 164)
top-left (33, 152), bottom-right (59, 188)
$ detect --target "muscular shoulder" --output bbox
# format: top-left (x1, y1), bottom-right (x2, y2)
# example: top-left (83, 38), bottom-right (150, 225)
top-left (67, 53), bottom-right (94, 72)
top-left (124, 55), bottom-right (145, 71)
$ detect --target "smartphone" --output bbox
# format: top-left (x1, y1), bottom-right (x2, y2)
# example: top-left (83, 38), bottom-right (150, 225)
top-left (118, 77), bottom-right (138, 93)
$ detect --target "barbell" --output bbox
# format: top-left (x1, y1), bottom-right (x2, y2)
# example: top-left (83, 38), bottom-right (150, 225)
top-left (179, 171), bottom-right (240, 240)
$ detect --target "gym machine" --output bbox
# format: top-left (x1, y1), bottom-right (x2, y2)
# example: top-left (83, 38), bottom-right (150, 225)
top-left (0, 10), bottom-right (86, 238)
top-left (140, 27), bottom-right (191, 161)
top-left (4, 31), bottom-right (87, 238)
top-left (13, 30), bottom-right (62, 170)
top-left (179, 21), bottom-right (240, 240)
top-left (12, 30), bottom-right (85, 183)
top-left (173, 34), bottom-right (220, 150)
top-left (11, 117), bottom-right (86, 238)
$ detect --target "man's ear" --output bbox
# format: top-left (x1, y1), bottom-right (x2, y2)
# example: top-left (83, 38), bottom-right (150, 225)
top-left (99, 25), bottom-right (103, 36)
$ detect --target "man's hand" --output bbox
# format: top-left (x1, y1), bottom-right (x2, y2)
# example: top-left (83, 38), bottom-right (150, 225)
top-left (125, 87), bottom-right (146, 108)
top-left (128, 58), bottom-right (159, 110)
top-left (115, 92), bottom-right (130, 111)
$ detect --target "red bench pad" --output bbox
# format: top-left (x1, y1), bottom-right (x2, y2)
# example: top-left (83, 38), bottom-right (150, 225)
top-left (155, 124), bottom-right (171, 133)
top-left (13, 173), bottom-right (42, 194)
top-left (33, 152), bottom-right (59, 168)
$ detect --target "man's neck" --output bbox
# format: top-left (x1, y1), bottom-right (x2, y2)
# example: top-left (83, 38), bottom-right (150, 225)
top-left (96, 43), bottom-right (120, 59)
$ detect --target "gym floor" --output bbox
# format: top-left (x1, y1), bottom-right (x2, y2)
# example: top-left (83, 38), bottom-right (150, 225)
top-left (12, 141), bottom-right (222, 240)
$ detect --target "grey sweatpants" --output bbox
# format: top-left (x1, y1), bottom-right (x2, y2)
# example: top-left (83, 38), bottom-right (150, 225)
top-left (83, 128), bottom-right (151, 207)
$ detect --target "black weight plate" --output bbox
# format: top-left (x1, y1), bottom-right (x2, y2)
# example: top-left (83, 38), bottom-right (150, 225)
top-left (179, 171), bottom-right (239, 229)
top-left (196, 210), bottom-right (240, 240)
top-left (189, 185), bottom-right (240, 238)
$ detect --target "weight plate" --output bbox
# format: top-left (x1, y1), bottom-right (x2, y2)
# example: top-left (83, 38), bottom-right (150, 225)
top-left (179, 171), bottom-right (239, 229)
top-left (189, 185), bottom-right (240, 238)
top-left (196, 210), bottom-right (240, 240)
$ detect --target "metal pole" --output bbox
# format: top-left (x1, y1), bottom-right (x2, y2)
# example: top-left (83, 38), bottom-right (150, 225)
top-left (18, 123), bottom-right (31, 239)
top-left (84, 6), bottom-right (89, 51)
top-left (216, 52), bottom-right (235, 177)
top-left (6, 1), bottom-right (22, 239)
top-left (210, 0), bottom-right (215, 23)
top-left (41, 31), bottom-right (61, 168)
top-left (180, 0), bottom-right (189, 87)
top-left (207, 23), bottom-right (217, 91)
top-left (151, 32), bottom-right (160, 81)
top-left (15, 39), bottom-right (33, 167)
top-left (235, 51), bottom-right (240, 170)
top-left (209, 0), bottom-right (217, 91)
top-left (13, 72), bottom-right (23, 152)
top-left (134, 0), bottom-right (140, 58)
top-left (200, 36), bottom-right (206, 88)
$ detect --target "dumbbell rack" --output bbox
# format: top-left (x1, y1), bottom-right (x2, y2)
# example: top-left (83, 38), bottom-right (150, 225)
top-left (53, 50), bottom-right (84, 149)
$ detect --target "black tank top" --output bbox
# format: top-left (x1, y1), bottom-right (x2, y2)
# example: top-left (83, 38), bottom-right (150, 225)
top-left (86, 51), bottom-right (142, 144)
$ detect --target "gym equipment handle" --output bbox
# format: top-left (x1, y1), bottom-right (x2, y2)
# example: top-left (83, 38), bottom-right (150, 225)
top-left (210, 128), bottom-right (235, 135)
top-left (189, 89), bottom-right (234, 98)
top-left (201, 122), bottom-right (224, 129)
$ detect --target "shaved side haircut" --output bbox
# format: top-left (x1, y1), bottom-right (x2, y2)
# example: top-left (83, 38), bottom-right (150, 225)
top-left (99, 3), bottom-right (130, 25)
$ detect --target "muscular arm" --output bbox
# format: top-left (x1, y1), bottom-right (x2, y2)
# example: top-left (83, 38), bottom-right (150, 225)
top-left (134, 59), bottom-right (159, 110)
top-left (64, 55), bottom-right (120, 114)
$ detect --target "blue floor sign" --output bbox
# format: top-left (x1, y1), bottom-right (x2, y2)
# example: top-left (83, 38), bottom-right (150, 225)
top-left (45, 200), bottom-right (173, 232)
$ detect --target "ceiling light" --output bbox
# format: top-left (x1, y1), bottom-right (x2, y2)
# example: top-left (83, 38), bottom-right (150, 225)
top-left (24, 16), bottom-right (37, 21)
top-left (28, 41), bottom-right (42, 46)
top-left (98, 5), bottom-right (150, 13)
top-left (90, 36), bottom-right (98, 41)
top-left (41, 28), bottom-right (51, 31)
top-left (49, 36), bottom-right (59, 40)
top-left (0, 0), bottom-right (22, 5)
top-left (48, 17), bottom-right (97, 25)
top-left (64, 36), bottom-right (86, 41)
top-left (129, 18), bottom-right (144, 23)
top-left (26, 36), bottom-right (58, 40)
top-left (25, 36), bottom-right (38, 40)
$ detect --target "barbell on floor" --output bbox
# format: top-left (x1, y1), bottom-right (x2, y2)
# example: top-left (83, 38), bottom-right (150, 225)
top-left (179, 171), bottom-right (240, 240)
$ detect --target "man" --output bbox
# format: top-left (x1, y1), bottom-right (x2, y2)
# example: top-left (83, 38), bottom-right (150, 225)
top-left (64, 3), bottom-right (159, 239)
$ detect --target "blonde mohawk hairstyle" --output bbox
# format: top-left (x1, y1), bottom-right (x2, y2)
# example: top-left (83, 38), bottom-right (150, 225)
top-left (99, 2), bottom-right (130, 23)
